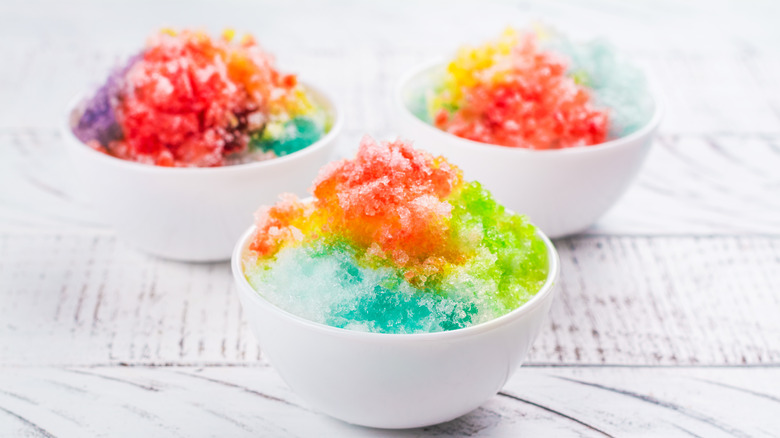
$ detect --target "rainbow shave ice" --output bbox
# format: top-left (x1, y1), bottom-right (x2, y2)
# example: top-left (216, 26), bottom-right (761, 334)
top-left (241, 137), bottom-right (549, 334)
top-left (418, 26), bottom-right (652, 149)
top-left (73, 29), bottom-right (329, 167)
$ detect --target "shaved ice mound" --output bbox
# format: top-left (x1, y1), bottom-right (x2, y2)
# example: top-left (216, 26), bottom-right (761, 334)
top-left (241, 136), bottom-right (550, 334)
top-left (419, 26), bottom-right (652, 149)
top-left (73, 29), bottom-right (330, 167)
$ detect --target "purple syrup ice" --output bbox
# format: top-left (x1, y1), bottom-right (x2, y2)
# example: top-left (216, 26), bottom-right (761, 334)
top-left (72, 54), bottom-right (140, 145)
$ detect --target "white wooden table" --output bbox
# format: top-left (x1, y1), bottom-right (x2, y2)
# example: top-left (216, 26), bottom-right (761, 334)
top-left (2, 0), bottom-right (779, 436)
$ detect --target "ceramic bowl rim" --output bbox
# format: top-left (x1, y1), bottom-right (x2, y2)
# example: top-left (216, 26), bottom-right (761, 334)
top-left (63, 80), bottom-right (344, 175)
top-left (394, 58), bottom-right (663, 156)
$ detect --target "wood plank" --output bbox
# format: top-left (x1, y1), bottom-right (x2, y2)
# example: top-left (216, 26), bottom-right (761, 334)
top-left (3, 0), bottom-right (780, 135)
top-left (0, 365), bottom-right (776, 437)
top-left (591, 133), bottom-right (780, 235)
top-left (2, 232), bottom-right (778, 366)
top-left (3, 129), bottom-right (780, 236)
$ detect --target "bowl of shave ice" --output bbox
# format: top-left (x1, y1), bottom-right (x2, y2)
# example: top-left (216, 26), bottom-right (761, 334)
top-left (65, 28), bottom-right (341, 261)
top-left (396, 26), bottom-right (662, 238)
top-left (232, 136), bottom-right (559, 428)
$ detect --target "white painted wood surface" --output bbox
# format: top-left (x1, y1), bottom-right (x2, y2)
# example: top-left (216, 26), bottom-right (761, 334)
top-left (1, 366), bottom-right (778, 437)
top-left (1, 0), bottom-right (779, 435)
top-left (2, 232), bottom-right (778, 367)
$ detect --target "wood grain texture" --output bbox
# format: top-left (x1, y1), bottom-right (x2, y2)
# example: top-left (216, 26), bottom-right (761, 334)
top-left (0, 365), bottom-right (777, 437)
top-left (2, 0), bottom-right (780, 134)
top-left (3, 130), bottom-right (780, 236)
top-left (2, 232), bottom-right (778, 366)
top-left (591, 133), bottom-right (780, 235)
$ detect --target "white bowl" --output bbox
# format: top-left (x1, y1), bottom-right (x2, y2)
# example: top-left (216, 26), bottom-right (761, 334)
top-left (64, 83), bottom-right (342, 262)
top-left (395, 60), bottom-right (662, 238)
top-left (231, 225), bottom-right (560, 429)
